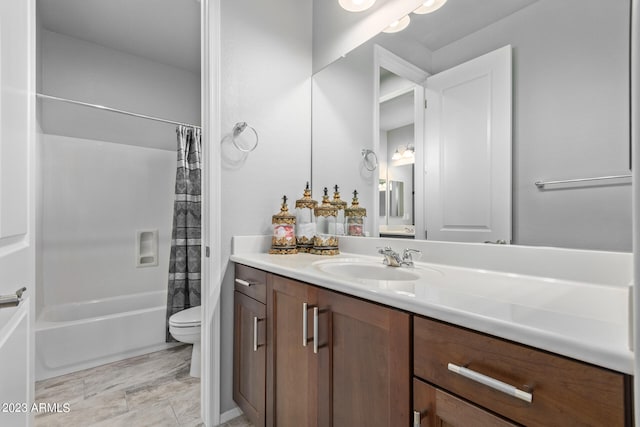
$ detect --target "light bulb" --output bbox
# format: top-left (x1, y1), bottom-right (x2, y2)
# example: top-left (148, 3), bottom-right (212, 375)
top-left (392, 149), bottom-right (401, 160)
top-left (413, 0), bottom-right (447, 14)
top-left (383, 15), bottom-right (410, 33)
top-left (338, 0), bottom-right (376, 12)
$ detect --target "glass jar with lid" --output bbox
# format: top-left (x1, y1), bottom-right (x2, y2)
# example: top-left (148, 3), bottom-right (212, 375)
top-left (330, 185), bottom-right (347, 236)
top-left (345, 190), bottom-right (367, 237)
top-left (294, 182), bottom-right (317, 253)
top-left (269, 195), bottom-right (297, 255)
top-left (312, 187), bottom-right (339, 255)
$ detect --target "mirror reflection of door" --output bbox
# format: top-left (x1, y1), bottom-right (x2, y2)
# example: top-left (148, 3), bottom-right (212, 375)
top-left (379, 67), bottom-right (417, 238)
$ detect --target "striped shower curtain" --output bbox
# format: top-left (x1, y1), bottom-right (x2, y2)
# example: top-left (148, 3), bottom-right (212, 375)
top-left (166, 125), bottom-right (202, 341)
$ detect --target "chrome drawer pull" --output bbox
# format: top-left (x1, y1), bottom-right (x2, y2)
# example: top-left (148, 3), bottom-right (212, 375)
top-left (413, 410), bottom-right (421, 427)
top-left (253, 316), bottom-right (259, 352)
top-left (235, 278), bottom-right (252, 287)
top-left (302, 302), bottom-right (308, 347)
top-left (448, 363), bottom-right (532, 403)
top-left (313, 307), bottom-right (319, 354)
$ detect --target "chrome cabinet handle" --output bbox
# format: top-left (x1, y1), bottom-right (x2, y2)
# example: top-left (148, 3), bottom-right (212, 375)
top-left (302, 302), bottom-right (308, 347)
top-left (448, 363), bottom-right (532, 403)
top-left (313, 307), bottom-right (319, 354)
top-left (253, 316), bottom-right (258, 352)
top-left (413, 410), bottom-right (421, 427)
top-left (235, 278), bottom-right (252, 287)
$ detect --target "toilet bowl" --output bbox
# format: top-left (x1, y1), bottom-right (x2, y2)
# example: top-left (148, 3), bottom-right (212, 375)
top-left (169, 305), bottom-right (201, 377)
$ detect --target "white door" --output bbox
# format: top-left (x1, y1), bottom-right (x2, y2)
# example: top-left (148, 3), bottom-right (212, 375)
top-left (0, 0), bottom-right (36, 426)
top-left (424, 45), bottom-right (512, 242)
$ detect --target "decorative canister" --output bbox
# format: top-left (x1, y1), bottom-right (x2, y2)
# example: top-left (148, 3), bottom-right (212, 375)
top-left (330, 185), bottom-right (347, 236)
top-left (345, 190), bottom-right (367, 237)
top-left (295, 182), bottom-right (318, 253)
top-left (311, 187), bottom-right (339, 255)
top-left (269, 195), bottom-right (298, 255)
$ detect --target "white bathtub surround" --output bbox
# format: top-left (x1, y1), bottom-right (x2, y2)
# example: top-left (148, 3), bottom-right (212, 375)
top-left (231, 235), bottom-right (633, 374)
top-left (36, 291), bottom-right (177, 381)
top-left (34, 345), bottom-right (201, 427)
top-left (40, 134), bottom-right (175, 306)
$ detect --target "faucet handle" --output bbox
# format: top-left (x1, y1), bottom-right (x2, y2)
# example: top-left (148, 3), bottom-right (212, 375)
top-left (402, 248), bottom-right (422, 262)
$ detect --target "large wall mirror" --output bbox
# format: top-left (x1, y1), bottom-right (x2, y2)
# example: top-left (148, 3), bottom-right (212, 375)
top-left (312, 0), bottom-right (632, 251)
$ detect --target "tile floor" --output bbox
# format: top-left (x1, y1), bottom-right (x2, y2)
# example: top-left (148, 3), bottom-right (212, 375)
top-left (34, 345), bottom-right (202, 427)
top-left (217, 414), bottom-right (253, 427)
top-left (34, 344), bottom-right (254, 427)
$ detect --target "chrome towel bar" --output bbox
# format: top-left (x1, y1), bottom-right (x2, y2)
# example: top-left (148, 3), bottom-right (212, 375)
top-left (534, 174), bottom-right (631, 188)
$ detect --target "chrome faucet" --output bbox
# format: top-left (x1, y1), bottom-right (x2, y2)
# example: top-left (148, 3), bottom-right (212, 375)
top-left (378, 247), bottom-right (421, 267)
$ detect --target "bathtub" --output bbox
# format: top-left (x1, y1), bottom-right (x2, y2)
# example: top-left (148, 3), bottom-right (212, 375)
top-left (35, 290), bottom-right (177, 380)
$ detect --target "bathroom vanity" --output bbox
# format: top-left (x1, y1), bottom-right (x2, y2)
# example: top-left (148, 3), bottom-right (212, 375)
top-left (231, 236), bottom-right (634, 426)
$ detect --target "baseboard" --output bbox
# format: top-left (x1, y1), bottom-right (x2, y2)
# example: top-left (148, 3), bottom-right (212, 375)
top-left (219, 406), bottom-right (243, 424)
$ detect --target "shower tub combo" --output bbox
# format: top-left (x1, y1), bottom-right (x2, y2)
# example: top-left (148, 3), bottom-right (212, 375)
top-left (35, 290), bottom-right (175, 380)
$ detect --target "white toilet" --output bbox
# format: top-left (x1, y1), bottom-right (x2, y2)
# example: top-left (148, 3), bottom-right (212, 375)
top-left (169, 305), bottom-right (201, 377)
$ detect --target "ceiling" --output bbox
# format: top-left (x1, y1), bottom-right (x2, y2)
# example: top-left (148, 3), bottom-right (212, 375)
top-left (403, 0), bottom-right (539, 51)
top-left (37, 0), bottom-right (201, 73)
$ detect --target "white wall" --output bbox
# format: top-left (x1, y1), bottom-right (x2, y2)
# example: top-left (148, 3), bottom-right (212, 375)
top-left (40, 134), bottom-right (175, 306)
top-left (40, 29), bottom-right (200, 151)
top-left (220, 0), bottom-right (313, 413)
top-left (431, 0), bottom-right (631, 251)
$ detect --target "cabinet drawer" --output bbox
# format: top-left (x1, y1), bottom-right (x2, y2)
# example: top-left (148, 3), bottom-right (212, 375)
top-left (413, 316), bottom-right (630, 426)
top-left (235, 264), bottom-right (267, 304)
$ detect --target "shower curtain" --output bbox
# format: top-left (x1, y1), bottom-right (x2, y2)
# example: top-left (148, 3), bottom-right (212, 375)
top-left (166, 125), bottom-right (202, 341)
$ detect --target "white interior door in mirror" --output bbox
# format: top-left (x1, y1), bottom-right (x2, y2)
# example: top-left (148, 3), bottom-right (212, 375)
top-left (425, 45), bottom-right (512, 243)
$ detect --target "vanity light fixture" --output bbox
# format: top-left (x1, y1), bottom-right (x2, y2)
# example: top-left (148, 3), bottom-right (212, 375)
top-left (383, 15), bottom-right (410, 33)
top-left (402, 145), bottom-right (415, 158)
top-left (392, 145), bottom-right (415, 160)
top-left (338, 0), bottom-right (376, 12)
top-left (413, 0), bottom-right (447, 14)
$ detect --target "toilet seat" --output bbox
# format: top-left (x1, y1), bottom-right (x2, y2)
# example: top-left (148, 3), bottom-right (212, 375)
top-left (169, 305), bottom-right (201, 327)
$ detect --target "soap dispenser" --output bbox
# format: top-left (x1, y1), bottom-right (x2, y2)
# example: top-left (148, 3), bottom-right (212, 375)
top-left (330, 185), bottom-right (347, 236)
top-left (345, 190), bottom-right (367, 236)
top-left (295, 182), bottom-right (318, 253)
top-left (312, 187), bottom-right (339, 255)
top-left (269, 195), bottom-right (298, 255)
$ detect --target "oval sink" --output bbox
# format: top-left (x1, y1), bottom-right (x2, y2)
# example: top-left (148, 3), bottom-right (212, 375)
top-left (314, 260), bottom-right (421, 281)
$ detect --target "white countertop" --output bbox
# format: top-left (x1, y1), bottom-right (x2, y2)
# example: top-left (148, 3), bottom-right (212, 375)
top-left (231, 240), bottom-right (634, 375)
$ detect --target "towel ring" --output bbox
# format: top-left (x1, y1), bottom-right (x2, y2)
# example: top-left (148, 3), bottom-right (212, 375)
top-left (361, 149), bottom-right (378, 171)
top-left (232, 122), bottom-right (259, 152)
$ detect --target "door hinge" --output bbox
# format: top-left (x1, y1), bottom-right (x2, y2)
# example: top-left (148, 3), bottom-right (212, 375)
top-left (424, 99), bottom-right (428, 109)
top-left (424, 230), bottom-right (428, 239)
top-left (205, 246), bottom-right (210, 257)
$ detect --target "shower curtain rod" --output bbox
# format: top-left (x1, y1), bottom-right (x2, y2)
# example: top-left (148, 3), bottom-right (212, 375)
top-left (36, 93), bottom-right (201, 129)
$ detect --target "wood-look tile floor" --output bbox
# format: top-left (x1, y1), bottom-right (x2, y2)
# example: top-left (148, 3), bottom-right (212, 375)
top-left (217, 414), bottom-right (253, 427)
top-left (34, 345), bottom-right (203, 427)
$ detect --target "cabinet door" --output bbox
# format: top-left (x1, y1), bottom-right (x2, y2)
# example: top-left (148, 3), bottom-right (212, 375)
top-left (317, 289), bottom-right (410, 427)
top-left (233, 291), bottom-right (266, 427)
top-left (413, 378), bottom-right (517, 427)
top-left (267, 275), bottom-right (318, 427)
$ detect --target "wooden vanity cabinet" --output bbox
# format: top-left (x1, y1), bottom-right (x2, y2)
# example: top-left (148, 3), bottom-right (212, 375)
top-left (413, 316), bottom-right (632, 427)
top-left (267, 273), bottom-right (410, 427)
top-left (233, 265), bottom-right (268, 427)
top-left (235, 262), bottom-right (632, 426)
top-left (413, 378), bottom-right (518, 427)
